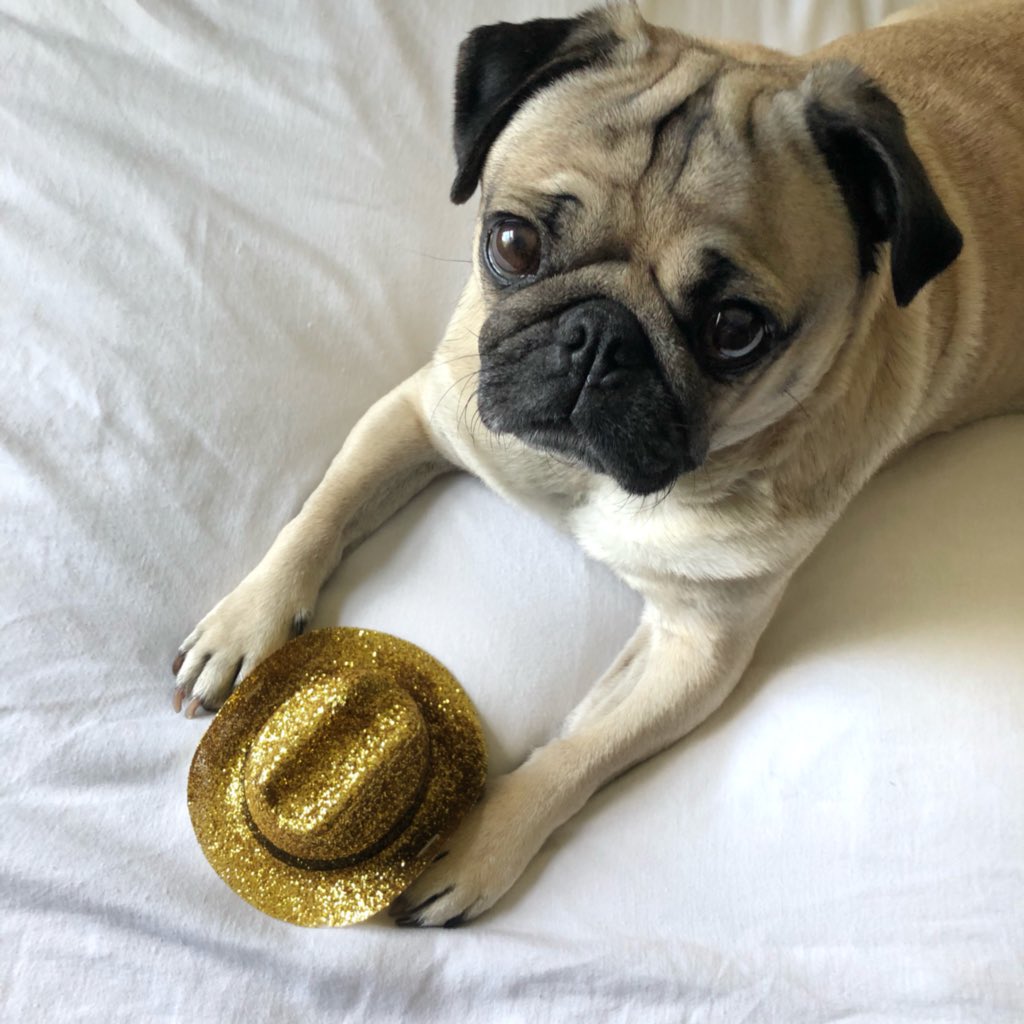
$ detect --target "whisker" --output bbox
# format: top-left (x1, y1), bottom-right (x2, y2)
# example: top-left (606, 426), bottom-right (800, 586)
top-left (641, 481), bottom-right (674, 512)
top-left (406, 250), bottom-right (473, 266)
top-left (429, 369), bottom-right (480, 427)
top-left (457, 376), bottom-right (481, 436)
top-left (431, 352), bottom-right (477, 368)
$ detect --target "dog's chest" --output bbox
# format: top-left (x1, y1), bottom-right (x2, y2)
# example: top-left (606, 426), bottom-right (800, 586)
top-left (566, 469), bottom-right (831, 596)
top-left (567, 486), bottom-right (775, 586)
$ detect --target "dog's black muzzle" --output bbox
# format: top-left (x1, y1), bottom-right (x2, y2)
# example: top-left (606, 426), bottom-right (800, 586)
top-left (477, 298), bottom-right (697, 496)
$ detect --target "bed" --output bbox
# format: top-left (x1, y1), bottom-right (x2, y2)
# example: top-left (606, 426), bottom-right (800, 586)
top-left (2, 1), bottom-right (1022, 1020)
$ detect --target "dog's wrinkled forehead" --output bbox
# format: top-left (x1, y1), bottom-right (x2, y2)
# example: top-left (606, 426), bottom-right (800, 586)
top-left (454, 8), bottom-right (787, 215)
top-left (485, 51), bottom-right (790, 251)
top-left (451, 4), bottom-right (962, 312)
top-left (489, 49), bottom-right (721, 204)
top-left (453, 9), bottom-right (830, 315)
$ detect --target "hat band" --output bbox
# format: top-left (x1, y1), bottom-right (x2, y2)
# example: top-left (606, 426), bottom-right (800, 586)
top-left (239, 752), bottom-right (433, 872)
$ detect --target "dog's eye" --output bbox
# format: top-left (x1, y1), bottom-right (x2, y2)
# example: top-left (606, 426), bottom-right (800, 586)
top-left (485, 218), bottom-right (542, 280)
top-left (704, 304), bottom-right (772, 368)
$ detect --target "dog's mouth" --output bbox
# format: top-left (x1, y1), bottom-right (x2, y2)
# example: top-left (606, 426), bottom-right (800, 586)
top-left (476, 298), bottom-right (702, 496)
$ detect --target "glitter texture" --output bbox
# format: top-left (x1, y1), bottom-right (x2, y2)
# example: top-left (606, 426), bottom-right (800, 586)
top-left (188, 628), bottom-right (487, 927)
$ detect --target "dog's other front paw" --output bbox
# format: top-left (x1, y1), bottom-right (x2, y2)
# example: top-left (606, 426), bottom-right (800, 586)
top-left (388, 774), bottom-right (549, 927)
top-left (171, 570), bottom-right (313, 718)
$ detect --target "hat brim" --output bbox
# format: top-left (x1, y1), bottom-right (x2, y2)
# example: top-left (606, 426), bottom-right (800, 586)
top-left (188, 627), bottom-right (486, 926)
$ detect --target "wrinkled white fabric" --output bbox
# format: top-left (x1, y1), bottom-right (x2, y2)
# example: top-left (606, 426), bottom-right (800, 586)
top-left (2, 1), bottom-right (1022, 1021)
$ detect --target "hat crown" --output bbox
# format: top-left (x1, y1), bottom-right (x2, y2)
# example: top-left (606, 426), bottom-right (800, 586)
top-left (243, 673), bottom-right (429, 864)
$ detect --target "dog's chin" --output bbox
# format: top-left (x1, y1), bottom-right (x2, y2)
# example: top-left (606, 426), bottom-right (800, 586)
top-left (588, 449), bottom-right (692, 497)
top-left (534, 428), bottom-right (689, 495)
top-left (478, 403), bottom-right (697, 497)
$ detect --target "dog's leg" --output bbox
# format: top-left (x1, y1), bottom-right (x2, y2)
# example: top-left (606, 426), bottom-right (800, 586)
top-left (172, 366), bottom-right (452, 716)
top-left (390, 576), bottom-right (787, 926)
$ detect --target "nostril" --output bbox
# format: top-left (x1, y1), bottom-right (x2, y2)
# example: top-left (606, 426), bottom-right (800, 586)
top-left (608, 341), bottom-right (643, 370)
top-left (590, 341), bottom-right (645, 387)
top-left (595, 346), bottom-right (637, 385)
top-left (597, 367), bottom-right (630, 388)
top-left (564, 323), bottom-right (588, 352)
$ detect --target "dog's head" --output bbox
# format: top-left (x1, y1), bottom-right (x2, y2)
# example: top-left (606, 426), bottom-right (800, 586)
top-left (450, 5), bottom-right (962, 496)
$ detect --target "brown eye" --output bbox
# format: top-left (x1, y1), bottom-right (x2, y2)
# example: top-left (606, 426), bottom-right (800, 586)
top-left (486, 218), bottom-right (542, 279)
top-left (705, 304), bottom-right (772, 366)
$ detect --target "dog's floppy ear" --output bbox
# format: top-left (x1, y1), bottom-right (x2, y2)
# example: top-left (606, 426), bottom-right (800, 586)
top-left (802, 61), bottom-right (962, 307)
top-left (450, 12), bottom-right (620, 204)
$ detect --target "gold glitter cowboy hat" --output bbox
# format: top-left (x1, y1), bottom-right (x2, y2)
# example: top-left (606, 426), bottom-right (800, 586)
top-left (188, 627), bottom-right (486, 926)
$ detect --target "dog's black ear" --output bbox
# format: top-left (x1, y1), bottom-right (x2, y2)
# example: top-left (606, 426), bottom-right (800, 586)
top-left (450, 13), bottom-right (619, 204)
top-left (802, 61), bottom-right (962, 307)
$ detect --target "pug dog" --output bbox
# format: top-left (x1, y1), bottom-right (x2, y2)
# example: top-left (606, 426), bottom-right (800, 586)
top-left (172, 0), bottom-right (1024, 926)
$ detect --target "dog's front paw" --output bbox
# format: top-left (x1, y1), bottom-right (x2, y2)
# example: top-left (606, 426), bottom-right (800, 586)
top-left (171, 570), bottom-right (313, 718)
top-left (388, 774), bottom-right (547, 927)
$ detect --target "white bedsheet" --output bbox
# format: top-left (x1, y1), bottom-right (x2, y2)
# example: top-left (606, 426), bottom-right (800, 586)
top-left (2, 1), bottom-right (1022, 1021)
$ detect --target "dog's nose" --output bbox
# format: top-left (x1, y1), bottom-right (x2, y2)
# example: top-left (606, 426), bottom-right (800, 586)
top-left (553, 299), bottom-right (650, 387)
